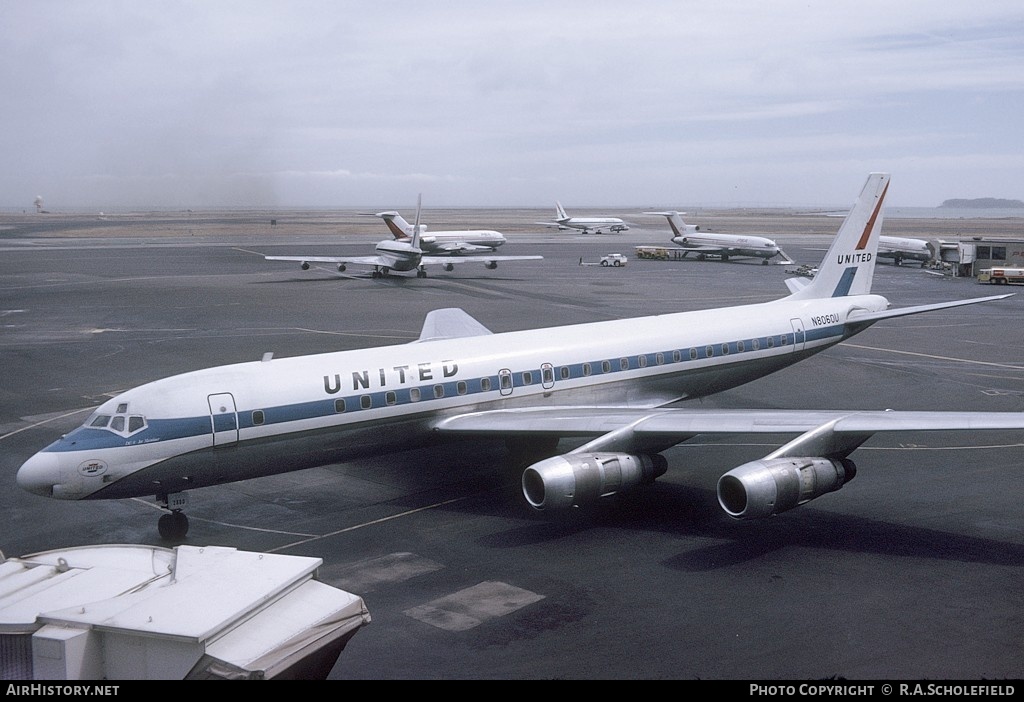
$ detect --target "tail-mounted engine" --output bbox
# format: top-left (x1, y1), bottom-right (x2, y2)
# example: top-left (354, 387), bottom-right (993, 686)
top-left (522, 453), bottom-right (668, 510)
top-left (717, 456), bottom-right (857, 520)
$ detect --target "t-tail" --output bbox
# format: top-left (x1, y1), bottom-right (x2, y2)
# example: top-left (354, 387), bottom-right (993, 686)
top-left (375, 211), bottom-right (415, 239)
top-left (785, 172), bottom-right (890, 300)
top-left (643, 211), bottom-right (698, 239)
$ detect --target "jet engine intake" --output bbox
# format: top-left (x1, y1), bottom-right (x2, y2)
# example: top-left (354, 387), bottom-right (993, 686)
top-left (522, 452), bottom-right (668, 510)
top-left (717, 457), bottom-right (856, 520)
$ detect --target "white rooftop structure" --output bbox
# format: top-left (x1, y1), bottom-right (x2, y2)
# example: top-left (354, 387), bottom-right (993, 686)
top-left (0, 544), bottom-right (370, 680)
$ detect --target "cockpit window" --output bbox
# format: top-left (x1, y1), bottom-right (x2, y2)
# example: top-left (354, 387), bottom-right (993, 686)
top-left (85, 405), bottom-right (147, 437)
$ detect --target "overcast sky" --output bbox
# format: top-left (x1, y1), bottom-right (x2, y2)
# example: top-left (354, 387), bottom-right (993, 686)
top-left (3, 1), bottom-right (1024, 210)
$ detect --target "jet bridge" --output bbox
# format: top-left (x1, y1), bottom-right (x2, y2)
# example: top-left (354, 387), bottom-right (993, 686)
top-left (0, 544), bottom-right (370, 680)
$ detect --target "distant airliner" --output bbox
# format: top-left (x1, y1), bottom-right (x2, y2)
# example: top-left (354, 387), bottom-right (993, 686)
top-left (878, 235), bottom-right (938, 267)
top-left (537, 202), bottom-right (629, 234)
top-left (644, 210), bottom-right (787, 265)
top-left (369, 210), bottom-right (507, 254)
top-left (17, 174), bottom-right (1020, 540)
top-left (265, 196), bottom-right (541, 278)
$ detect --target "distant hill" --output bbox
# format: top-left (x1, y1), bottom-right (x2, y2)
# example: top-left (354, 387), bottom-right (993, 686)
top-left (940, 197), bottom-right (1024, 209)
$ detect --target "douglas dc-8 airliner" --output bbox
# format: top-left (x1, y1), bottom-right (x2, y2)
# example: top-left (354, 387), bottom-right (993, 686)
top-left (537, 202), bottom-right (629, 234)
top-left (17, 174), bottom-right (1021, 539)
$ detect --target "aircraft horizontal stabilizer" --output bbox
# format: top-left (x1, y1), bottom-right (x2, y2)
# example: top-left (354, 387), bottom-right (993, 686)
top-left (845, 293), bottom-right (1014, 327)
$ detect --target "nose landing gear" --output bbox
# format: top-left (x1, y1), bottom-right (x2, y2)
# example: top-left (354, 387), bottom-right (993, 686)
top-left (156, 492), bottom-right (190, 540)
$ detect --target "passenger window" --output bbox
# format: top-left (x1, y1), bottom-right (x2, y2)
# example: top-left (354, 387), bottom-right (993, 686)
top-left (434, 385), bottom-right (445, 399)
top-left (522, 372), bottom-right (533, 385)
top-left (721, 343), bottom-right (730, 355)
top-left (360, 395), bottom-right (372, 409)
top-left (601, 360), bottom-right (611, 373)
top-left (737, 340), bottom-right (745, 352)
top-left (673, 349), bottom-right (682, 362)
top-left (705, 345), bottom-right (714, 358)
top-left (457, 381), bottom-right (468, 395)
top-left (410, 387), bottom-right (422, 402)
top-left (479, 378), bottom-right (491, 392)
top-left (500, 373), bottom-right (512, 390)
top-left (559, 366), bottom-right (570, 380)
top-left (385, 391), bottom-right (397, 406)
top-left (689, 348), bottom-right (697, 360)
top-left (543, 366), bottom-right (555, 384)
top-left (335, 399), bottom-right (346, 413)
top-left (583, 363), bottom-right (592, 376)
top-left (655, 353), bottom-right (664, 365)
top-left (619, 358), bottom-right (629, 371)
top-left (252, 410), bottom-right (265, 425)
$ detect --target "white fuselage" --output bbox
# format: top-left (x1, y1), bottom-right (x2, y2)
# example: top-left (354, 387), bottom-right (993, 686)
top-left (415, 230), bottom-right (506, 253)
top-left (877, 236), bottom-right (932, 263)
top-left (18, 292), bottom-right (889, 502)
top-left (671, 233), bottom-right (781, 260)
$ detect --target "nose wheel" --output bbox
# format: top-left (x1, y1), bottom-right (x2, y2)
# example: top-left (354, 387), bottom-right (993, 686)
top-left (158, 511), bottom-right (190, 540)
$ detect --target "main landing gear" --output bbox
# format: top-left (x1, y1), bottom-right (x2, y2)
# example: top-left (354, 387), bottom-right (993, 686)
top-left (417, 266), bottom-right (428, 278)
top-left (156, 492), bottom-right (190, 540)
top-left (371, 266), bottom-right (391, 279)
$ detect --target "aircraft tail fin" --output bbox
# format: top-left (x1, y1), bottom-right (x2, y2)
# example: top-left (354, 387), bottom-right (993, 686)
top-left (411, 194), bottom-right (423, 250)
top-left (375, 211), bottom-right (415, 239)
top-left (555, 201), bottom-right (569, 222)
top-left (644, 211), bottom-right (697, 239)
top-left (785, 173), bottom-right (890, 300)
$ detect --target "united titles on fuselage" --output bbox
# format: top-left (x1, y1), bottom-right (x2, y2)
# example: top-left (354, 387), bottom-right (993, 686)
top-left (324, 360), bottom-right (460, 395)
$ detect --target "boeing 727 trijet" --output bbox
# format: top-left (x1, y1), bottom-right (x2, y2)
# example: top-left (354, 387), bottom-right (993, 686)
top-left (18, 174), bottom-right (1020, 539)
top-left (369, 209), bottom-right (507, 254)
top-left (644, 210), bottom-right (788, 264)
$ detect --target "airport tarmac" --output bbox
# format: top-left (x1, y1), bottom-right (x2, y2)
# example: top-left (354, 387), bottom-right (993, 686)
top-left (2, 210), bottom-right (1023, 680)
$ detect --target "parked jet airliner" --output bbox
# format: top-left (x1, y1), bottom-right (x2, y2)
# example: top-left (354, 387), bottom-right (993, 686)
top-left (644, 210), bottom-right (788, 264)
top-left (369, 210), bottom-right (507, 254)
top-left (18, 174), bottom-right (1021, 540)
top-left (537, 202), bottom-right (629, 234)
top-left (266, 196), bottom-right (541, 278)
top-left (878, 235), bottom-right (937, 267)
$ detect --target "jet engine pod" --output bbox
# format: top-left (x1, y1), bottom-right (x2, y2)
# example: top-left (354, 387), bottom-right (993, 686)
top-left (717, 456), bottom-right (857, 520)
top-left (522, 452), bottom-right (668, 511)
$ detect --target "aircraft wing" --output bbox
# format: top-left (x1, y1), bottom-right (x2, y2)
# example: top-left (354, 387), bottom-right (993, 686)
top-left (265, 255), bottom-right (388, 267)
top-left (420, 255), bottom-right (543, 265)
top-left (432, 406), bottom-right (1024, 452)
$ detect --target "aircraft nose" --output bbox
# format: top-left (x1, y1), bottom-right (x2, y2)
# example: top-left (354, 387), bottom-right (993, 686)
top-left (17, 451), bottom-right (61, 497)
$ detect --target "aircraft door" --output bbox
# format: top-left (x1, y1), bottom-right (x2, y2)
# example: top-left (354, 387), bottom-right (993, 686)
top-left (208, 393), bottom-right (239, 447)
top-left (498, 369), bottom-right (514, 396)
top-left (541, 363), bottom-right (555, 390)
top-left (789, 318), bottom-right (806, 352)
